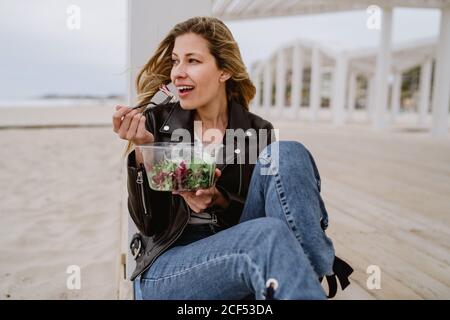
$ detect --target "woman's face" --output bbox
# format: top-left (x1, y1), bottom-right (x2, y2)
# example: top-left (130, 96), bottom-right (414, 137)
top-left (170, 33), bottom-right (230, 110)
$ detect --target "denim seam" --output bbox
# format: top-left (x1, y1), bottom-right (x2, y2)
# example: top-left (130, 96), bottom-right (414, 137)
top-left (141, 252), bottom-right (265, 290)
top-left (273, 171), bottom-right (303, 245)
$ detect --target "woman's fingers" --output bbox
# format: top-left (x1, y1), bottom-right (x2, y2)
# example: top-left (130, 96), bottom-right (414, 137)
top-left (194, 189), bottom-right (214, 208)
top-left (173, 185), bottom-right (218, 213)
top-left (180, 191), bottom-right (196, 200)
top-left (189, 203), bottom-right (202, 213)
top-left (212, 168), bottom-right (222, 184)
top-left (136, 115), bottom-right (154, 144)
top-left (118, 109), bottom-right (140, 139)
top-left (126, 113), bottom-right (142, 141)
top-left (195, 188), bottom-right (213, 197)
top-left (175, 191), bottom-right (209, 213)
top-left (112, 106), bottom-right (132, 133)
top-left (183, 196), bottom-right (202, 213)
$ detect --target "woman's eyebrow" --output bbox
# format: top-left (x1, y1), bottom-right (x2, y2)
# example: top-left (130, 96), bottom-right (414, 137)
top-left (171, 52), bottom-right (203, 58)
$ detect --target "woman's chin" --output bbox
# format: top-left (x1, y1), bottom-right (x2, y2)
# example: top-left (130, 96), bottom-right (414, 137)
top-left (179, 101), bottom-right (197, 110)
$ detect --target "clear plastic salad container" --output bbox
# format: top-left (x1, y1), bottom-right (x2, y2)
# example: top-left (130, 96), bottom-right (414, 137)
top-left (137, 142), bottom-right (223, 192)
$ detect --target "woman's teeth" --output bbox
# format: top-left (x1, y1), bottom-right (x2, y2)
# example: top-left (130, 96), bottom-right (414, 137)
top-left (178, 86), bottom-right (194, 93)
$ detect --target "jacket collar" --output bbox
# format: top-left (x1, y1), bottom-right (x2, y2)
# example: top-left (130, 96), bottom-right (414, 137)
top-left (158, 98), bottom-right (252, 138)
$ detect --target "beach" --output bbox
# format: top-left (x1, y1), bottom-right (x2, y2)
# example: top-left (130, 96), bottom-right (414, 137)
top-left (0, 104), bottom-right (126, 299)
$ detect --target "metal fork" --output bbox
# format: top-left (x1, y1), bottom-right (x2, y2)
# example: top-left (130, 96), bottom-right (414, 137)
top-left (130, 91), bottom-right (177, 111)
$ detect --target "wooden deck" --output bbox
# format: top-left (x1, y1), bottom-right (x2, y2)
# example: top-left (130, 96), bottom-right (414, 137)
top-left (272, 118), bottom-right (450, 299)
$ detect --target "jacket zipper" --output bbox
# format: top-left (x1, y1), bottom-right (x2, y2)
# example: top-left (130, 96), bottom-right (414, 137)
top-left (136, 170), bottom-right (148, 215)
top-left (238, 163), bottom-right (242, 196)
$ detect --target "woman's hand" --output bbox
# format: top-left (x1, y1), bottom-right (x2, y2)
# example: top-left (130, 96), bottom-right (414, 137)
top-left (113, 105), bottom-right (154, 165)
top-left (112, 105), bottom-right (154, 145)
top-left (172, 169), bottom-right (229, 213)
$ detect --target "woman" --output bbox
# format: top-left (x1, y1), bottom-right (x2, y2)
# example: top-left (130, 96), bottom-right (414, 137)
top-left (112, 16), bottom-right (346, 300)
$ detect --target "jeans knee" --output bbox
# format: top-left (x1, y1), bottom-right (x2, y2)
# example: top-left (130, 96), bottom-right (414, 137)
top-left (260, 141), bottom-right (310, 161)
top-left (257, 141), bottom-right (313, 176)
top-left (250, 217), bottom-right (289, 240)
top-left (280, 141), bottom-right (310, 159)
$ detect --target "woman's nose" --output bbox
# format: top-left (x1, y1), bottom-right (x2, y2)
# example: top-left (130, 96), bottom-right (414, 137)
top-left (172, 63), bottom-right (188, 78)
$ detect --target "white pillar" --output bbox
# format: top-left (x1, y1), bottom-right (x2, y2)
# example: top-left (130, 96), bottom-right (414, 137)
top-left (263, 62), bottom-right (273, 115)
top-left (310, 46), bottom-right (322, 122)
top-left (347, 72), bottom-right (357, 121)
top-left (126, 0), bottom-right (212, 283)
top-left (275, 49), bottom-right (286, 118)
top-left (367, 75), bottom-right (375, 122)
top-left (373, 7), bottom-right (393, 129)
top-left (418, 59), bottom-right (432, 126)
top-left (390, 71), bottom-right (402, 123)
top-left (432, 7), bottom-right (450, 136)
top-left (291, 43), bottom-right (304, 118)
top-left (331, 53), bottom-right (348, 126)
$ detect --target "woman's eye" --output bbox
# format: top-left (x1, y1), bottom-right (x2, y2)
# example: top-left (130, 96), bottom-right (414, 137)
top-left (171, 59), bottom-right (198, 65)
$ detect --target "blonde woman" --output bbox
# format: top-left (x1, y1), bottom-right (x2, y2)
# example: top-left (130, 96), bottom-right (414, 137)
top-left (112, 17), bottom-right (351, 300)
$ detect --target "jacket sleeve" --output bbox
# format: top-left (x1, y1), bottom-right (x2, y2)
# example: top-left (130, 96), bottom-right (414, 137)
top-left (210, 121), bottom-right (277, 227)
top-left (126, 108), bottom-right (171, 237)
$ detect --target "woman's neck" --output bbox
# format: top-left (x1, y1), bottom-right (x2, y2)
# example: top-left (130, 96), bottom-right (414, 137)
top-left (194, 91), bottom-right (228, 130)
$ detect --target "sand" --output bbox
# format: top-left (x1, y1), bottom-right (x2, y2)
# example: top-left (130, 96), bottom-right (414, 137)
top-left (0, 104), bottom-right (127, 299)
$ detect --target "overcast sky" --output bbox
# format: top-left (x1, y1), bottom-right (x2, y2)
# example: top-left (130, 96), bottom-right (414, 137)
top-left (0, 0), bottom-right (440, 101)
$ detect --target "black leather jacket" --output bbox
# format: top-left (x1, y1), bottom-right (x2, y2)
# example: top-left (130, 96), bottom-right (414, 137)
top-left (127, 98), bottom-right (275, 280)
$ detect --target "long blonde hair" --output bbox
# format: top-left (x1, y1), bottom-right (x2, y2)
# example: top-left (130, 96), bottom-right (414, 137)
top-left (123, 16), bottom-right (255, 157)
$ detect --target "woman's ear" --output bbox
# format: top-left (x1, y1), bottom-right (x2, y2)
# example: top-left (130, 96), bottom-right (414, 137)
top-left (219, 71), bottom-right (231, 82)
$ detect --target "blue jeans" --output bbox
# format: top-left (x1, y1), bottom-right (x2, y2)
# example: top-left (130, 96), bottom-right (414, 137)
top-left (136, 141), bottom-right (335, 300)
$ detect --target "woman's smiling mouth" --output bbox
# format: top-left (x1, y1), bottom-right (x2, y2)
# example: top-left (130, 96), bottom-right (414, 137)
top-left (177, 85), bottom-right (195, 98)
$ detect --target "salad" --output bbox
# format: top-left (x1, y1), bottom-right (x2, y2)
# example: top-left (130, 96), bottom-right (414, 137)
top-left (147, 158), bottom-right (215, 191)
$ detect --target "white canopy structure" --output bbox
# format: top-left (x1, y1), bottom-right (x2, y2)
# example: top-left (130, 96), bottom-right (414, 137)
top-left (212, 0), bottom-right (450, 20)
top-left (212, 0), bottom-right (450, 136)
top-left (249, 37), bottom-right (438, 128)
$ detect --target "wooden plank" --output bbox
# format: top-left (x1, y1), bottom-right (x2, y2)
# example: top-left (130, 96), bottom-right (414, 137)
top-left (326, 184), bottom-right (450, 256)
top-left (330, 234), bottom-right (424, 299)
